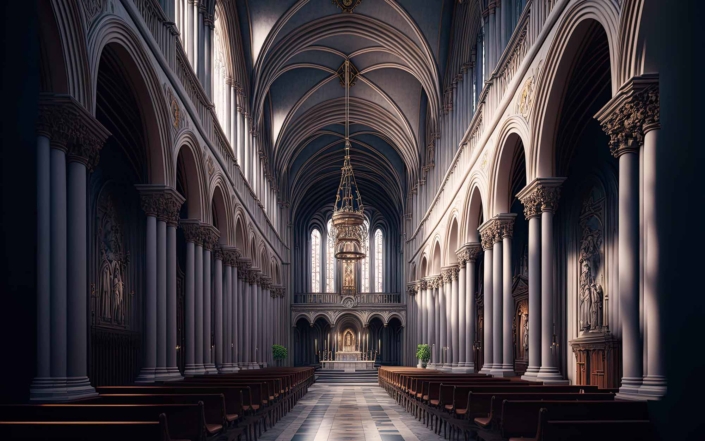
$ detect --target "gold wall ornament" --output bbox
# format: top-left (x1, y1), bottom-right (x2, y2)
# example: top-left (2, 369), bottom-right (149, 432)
top-left (333, 0), bottom-right (362, 13)
top-left (518, 76), bottom-right (534, 118)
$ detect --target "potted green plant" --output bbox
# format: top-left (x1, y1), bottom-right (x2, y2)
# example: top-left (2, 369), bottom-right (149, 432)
top-left (416, 344), bottom-right (431, 368)
top-left (272, 344), bottom-right (288, 366)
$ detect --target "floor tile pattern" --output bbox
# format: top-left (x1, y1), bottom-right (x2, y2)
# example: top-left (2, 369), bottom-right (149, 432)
top-left (260, 383), bottom-right (445, 441)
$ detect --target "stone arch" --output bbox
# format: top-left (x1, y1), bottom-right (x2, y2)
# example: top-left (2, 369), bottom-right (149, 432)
top-left (462, 177), bottom-right (487, 243)
top-left (39, 1), bottom-right (91, 106)
top-left (420, 255), bottom-right (428, 278)
top-left (259, 244), bottom-right (270, 276)
top-left (234, 210), bottom-right (247, 254)
top-left (175, 134), bottom-right (208, 221)
top-left (409, 262), bottom-right (417, 282)
top-left (88, 16), bottom-right (173, 185)
top-left (491, 120), bottom-right (529, 215)
top-left (210, 183), bottom-right (231, 246)
top-left (446, 214), bottom-right (460, 264)
top-left (431, 239), bottom-right (442, 275)
top-left (531, 2), bottom-right (620, 179)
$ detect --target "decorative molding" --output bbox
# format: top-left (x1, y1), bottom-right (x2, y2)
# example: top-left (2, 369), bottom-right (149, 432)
top-left (135, 185), bottom-right (185, 227)
top-left (595, 74), bottom-right (659, 157)
top-left (516, 178), bottom-right (566, 216)
top-left (332, 0), bottom-right (362, 14)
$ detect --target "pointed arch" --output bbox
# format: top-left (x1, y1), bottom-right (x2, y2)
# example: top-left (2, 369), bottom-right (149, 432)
top-left (175, 133), bottom-right (207, 221)
top-left (530, 2), bottom-right (620, 179)
top-left (490, 118), bottom-right (529, 215)
top-left (88, 16), bottom-right (173, 185)
top-left (462, 182), bottom-right (486, 244)
top-left (446, 215), bottom-right (460, 264)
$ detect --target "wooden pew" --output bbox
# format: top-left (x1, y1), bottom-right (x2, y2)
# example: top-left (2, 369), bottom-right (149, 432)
top-left (536, 408), bottom-right (656, 441)
top-left (0, 403), bottom-right (205, 441)
top-left (0, 414), bottom-right (168, 440)
top-left (499, 400), bottom-right (649, 440)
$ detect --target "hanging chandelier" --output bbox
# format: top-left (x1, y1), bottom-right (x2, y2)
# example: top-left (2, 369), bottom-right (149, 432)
top-left (331, 60), bottom-right (366, 262)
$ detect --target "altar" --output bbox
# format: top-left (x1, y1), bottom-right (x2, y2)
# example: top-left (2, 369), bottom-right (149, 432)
top-left (336, 351), bottom-right (361, 361)
top-left (321, 360), bottom-right (375, 371)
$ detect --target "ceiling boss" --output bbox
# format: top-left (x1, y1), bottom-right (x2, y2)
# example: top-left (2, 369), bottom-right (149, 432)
top-left (333, 0), bottom-right (362, 14)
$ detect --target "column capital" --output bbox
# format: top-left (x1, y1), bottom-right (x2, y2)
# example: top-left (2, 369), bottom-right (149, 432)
top-left (237, 258), bottom-right (252, 280)
top-left (517, 178), bottom-right (566, 216)
top-left (220, 247), bottom-right (241, 267)
top-left (595, 74), bottom-right (659, 157)
top-left (406, 283), bottom-right (416, 297)
top-left (135, 185), bottom-right (185, 226)
top-left (37, 95), bottom-right (110, 168)
top-left (457, 243), bottom-right (482, 263)
top-left (179, 219), bottom-right (201, 245)
top-left (418, 279), bottom-right (428, 290)
top-left (495, 213), bottom-right (517, 238)
top-left (260, 276), bottom-right (272, 290)
top-left (248, 269), bottom-right (261, 286)
top-left (199, 224), bottom-right (220, 251)
top-left (440, 268), bottom-right (452, 285)
top-left (479, 218), bottom-right (500, 249)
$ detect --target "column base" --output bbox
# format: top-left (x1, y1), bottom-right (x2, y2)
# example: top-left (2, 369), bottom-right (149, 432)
top-left (478, 364), bottom-right (494, 375)
top-left (616, 376), bottom-right (646, 400)
top-left (427, 363), bottom-right (439, 369)
top-left (156, 368), bottom-right (184, 382)
top-left (203, 363), bottom-right (217, 375)
top-left (183, 364), bottom-right (205, 377)
top-left (452, 366), bottom-right (475, 373)
top-left (491, 366), bottom-right (516, 377)
top-left (536, 367), bottom-right (568, 384)
top-left (249, 362), bottom-right (260, 369)
top-left (637, 375), bottom-right (667, 399)
top-left (521, 366), bottom-right (540, 381)
top-left (30, 377), bottom-right (99, 401)
top-left (135, 367), bottom-right (157, 384)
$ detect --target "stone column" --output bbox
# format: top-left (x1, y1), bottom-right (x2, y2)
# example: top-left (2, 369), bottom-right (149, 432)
top-left (181, 221), bottom-right (199, 376)
top-left (427, 277), bottom-right (437, 368)
top-left (214, 249), bottom-right (224, 372)
top-left (222, 258), bottom-right (232, 372)
top-left (50, 143), bottom-right (68, 386)
top-left (415, 282), bottom-right (422, 356)
top-left (465, 244), bottom-right (482, 372)
top-left (421, 280), bottom-right (428, 346)
top-left (234, 261), bottom-right (242, 368)
top-left (223, 248), bottom-right (240, 372)
top-left (490, 220), bottom-right (504, 376)
top-left (479, 223), bottom-right (494, 374)
top-left (249, 270), bottom-right (260, 368)
top-left (451, 265), bottom-right (460, 368)
top-left (201, 225), bottom-right (219, 374)
top-left (532, 180), bottom-right (567, 383)
top-left (498, 215), bottom-right (517, 376)
top-left (518, 184), bottom-right (542, 381)
top-left (137, 188), bottom-right (184, 382)
top-left (136, 200), bottom-right (158, 383)
top-left (437, 273), bottom-right (447, 369)
top-left (239, 260), bottom-right (252, 367)
top-left (30, 124), bottom-right (52, 399)
top-left (456, 255), bottom-right (467, 371)
top-left (194, 233), bottom-right (205, 374)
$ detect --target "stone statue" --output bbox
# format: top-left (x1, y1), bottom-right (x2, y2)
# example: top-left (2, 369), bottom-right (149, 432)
top-left (522, 313), bottom-right (529, 356)
top-left (345, 333), bottom-right (352, 347)
top-left (590, 283), bottom-right (603, 330)
top-left (100, 250), bottom-right (112, 320)
top-left (579, 260), bottom-right (592, 331)
top-left (112, 263), bottom-right (124, 324)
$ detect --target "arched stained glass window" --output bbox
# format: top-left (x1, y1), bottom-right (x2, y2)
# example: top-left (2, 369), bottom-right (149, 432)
top-left (375, 229), bottom-right (383, 292)
top-left (311, 229), bottom-right (321, 293)
top-left (326, 220), bottom-right (335, 293)
top-left (361, 219), bottom-right (370, 292)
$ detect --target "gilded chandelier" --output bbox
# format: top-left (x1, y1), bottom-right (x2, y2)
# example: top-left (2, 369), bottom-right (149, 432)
top-left (331, 60), bottom-right (366, 262)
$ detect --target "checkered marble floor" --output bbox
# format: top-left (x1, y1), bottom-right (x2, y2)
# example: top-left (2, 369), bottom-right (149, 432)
top-left (259, 383), bottom-right (446, 441)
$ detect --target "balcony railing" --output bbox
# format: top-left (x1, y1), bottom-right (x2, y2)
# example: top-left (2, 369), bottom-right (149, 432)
top-left (293, 293), bottom-right (401, 305)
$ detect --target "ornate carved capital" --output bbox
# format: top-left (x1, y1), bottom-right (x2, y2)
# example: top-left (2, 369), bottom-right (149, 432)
top-left (517, 178), bottom-right (566, 216)
top-left (199, 224), bottom-right (220, 251)
top-left (418, 279), bottom-right (427, 290)
top-left (221, 247), bottom-right (241, 267)
top-left (406, 283), bottom-right (416, 297)
top-left (441, 269), bottom-right (452, 285)
top-left (451, 265), bottom-right (459, 281)
top-left (213, 248), bottom-right (224, 262)
top-left (595, 74), bottom-right (659, 157)
top-left (135, 185), bottom-right (185, 226)
top-left (180, 220), bottom-right (201, 245)
top-left (457, 243), bottom-right (482, 263)
top-left (260, 276), bottom-right (272, 290)
top-left (479, 219), bottom-right (499, 249)
top-left (248, 270), bottom-right (260, 286)
top-left (37, 95), bottom-right (110, 167)
top-left (496, 214), bottom-right (517, 239)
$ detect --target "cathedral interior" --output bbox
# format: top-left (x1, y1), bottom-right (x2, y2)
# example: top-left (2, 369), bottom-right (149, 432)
top-left (0, 0), bottom-right (703, 439)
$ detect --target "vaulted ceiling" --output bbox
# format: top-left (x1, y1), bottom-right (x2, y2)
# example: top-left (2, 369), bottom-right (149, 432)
top-left (232, 0), bottom-right (456, 223)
